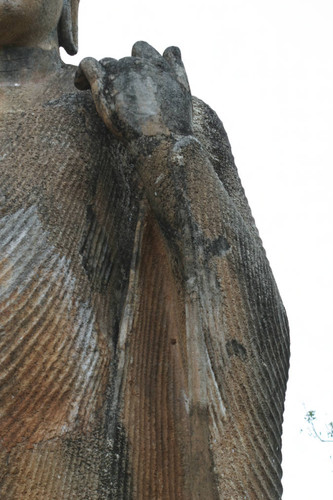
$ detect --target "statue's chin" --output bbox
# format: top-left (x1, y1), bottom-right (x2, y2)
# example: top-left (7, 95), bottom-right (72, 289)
top-left (0, 0), bottom-right (63, 48)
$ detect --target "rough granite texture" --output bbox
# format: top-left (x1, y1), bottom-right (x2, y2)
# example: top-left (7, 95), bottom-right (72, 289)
top-left (0, 61), bottom-right (289, 499)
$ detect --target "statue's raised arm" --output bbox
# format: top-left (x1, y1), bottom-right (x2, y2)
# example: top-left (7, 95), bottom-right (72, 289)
top-left (0, 1), bottom-right (289, 499)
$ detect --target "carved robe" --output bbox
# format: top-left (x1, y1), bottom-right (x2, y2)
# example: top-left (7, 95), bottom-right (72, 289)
top-left (0, 65), bottom-right (289, 499)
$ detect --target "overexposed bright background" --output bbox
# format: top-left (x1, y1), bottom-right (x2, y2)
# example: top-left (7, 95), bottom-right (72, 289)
top-left (62, 1), bottom-right (333, 497)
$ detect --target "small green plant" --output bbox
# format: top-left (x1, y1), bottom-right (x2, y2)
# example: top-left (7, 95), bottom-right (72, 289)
top-left (305, 410), bottom-right (333, 443)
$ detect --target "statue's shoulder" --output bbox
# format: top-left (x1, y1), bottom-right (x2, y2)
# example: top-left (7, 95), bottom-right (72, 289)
top-left (192, 97), bottom-right (232, 157)
top-left (191, 96), bottom-right (237, 189)
top-left (192, 96), bottom-right (261, 246)
top-left (191, 95), bottom-right (239, 194)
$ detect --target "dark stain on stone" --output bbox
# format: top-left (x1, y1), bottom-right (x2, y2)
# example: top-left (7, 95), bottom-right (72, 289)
top-left (226, 339), bottom-right (247, 361)
top-left (204, 234), bottom-right (230, 259)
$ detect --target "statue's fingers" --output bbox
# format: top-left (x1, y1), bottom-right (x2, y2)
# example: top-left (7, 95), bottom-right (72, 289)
top-left (163, 46), bottom-right (191, 92)
top-left (99, 57), bottom-right (118, 76)
top-left (163, 46), bottom-right (182, 65)
top-left (74, 57), bottom-right (105, 92)
top-left (75, 58), bottom-right (119, 136)
top-left (74, 68), bottom-right (90, 90)
top-left (132, 41), bottom-right (161, 60)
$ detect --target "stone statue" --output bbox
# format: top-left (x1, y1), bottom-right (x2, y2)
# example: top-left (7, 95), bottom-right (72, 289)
top-left (0, 1), bottom-right (289, 498)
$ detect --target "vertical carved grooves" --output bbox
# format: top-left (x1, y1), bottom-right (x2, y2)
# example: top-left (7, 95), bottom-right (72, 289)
top-left (181, 142), bottom-right (289, 498)
top-left (2, 437), bottom-right (102, 499)
top-left (80, 156), bottom-right (129, 291)
top-left (79, 142), bottom-right (139, 355)
top-left (205, 218), bottom-right (289, 498)
top-left (121, 211), bottom-right (189, 499)
top-left (0, 206), bottom-right (109, 498)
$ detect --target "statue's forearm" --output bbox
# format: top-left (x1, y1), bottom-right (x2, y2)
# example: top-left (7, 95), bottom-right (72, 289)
top-left (131, 134), bottom-right (236, 277)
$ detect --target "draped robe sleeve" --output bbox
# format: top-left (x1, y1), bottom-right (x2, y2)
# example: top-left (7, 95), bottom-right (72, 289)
top-left (113, 97), bottom-right (289, 498)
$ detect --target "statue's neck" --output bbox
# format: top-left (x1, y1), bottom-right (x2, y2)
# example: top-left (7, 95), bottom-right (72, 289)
top-left (0, 47), bottom-right (62, 86)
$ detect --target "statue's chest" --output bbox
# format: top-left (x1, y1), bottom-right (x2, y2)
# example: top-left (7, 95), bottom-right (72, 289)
top-left (0, 106), bottom-right (99, 216)
top-left (0, 105), bottom-right (104, 289)
top-left (0, 103), bottom-right (140, 312)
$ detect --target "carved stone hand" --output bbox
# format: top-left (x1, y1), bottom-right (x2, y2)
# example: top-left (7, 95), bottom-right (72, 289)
top-left (75, 41), bottom-right (193, 141)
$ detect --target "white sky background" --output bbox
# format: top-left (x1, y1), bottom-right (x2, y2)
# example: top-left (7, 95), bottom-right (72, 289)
top-left (62, 0), bottom-right (333, 497)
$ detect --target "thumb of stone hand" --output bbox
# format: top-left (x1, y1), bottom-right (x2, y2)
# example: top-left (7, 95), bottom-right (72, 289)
top-left (75, 58), bottom-right (121, 137)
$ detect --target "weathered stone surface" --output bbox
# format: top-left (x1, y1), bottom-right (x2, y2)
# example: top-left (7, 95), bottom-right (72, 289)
top-left (0, 2), bottom-right (289, 499)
